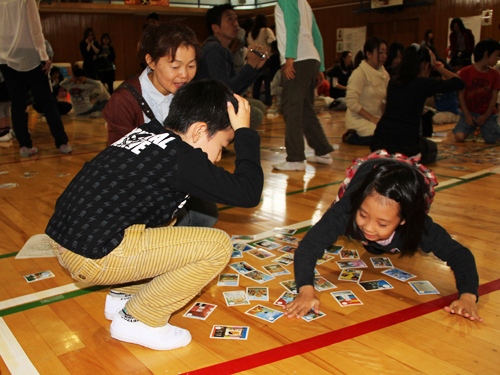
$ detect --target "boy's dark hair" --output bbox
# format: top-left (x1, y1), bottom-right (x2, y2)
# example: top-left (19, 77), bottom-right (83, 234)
top-left (393, 44), bottom-right (430, 84)
top-left (473, 38), bottom-right (500, 63)
top-left (345, 160), bottom-right (428, 256)
top-left (147, 12), bottom-right (159, 21)
top-left (73, 68), bottom-right (86, 78)
top-left (138, 22), bottom-right (200, 66)
top-left (205, 3), bottom-right (234, 36)
top-left (164, 79), bottom-right (238, 139)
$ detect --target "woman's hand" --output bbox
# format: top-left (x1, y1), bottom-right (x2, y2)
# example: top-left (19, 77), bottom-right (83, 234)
top-left (283, 285), bottom-right (320, 319)
top-left (444, 293), bottom-right (483, 322)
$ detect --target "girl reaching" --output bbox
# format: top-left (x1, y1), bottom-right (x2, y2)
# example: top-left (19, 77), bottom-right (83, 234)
top-left (285, 151), bottom-right (482, 322)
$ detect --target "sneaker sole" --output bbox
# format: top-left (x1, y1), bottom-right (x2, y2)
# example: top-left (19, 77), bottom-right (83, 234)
top-left (109, 327), bottom-right (192, 351)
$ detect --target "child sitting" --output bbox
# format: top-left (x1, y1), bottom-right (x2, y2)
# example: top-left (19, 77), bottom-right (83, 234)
top-left (45, 79), bottom-right (264, 351)
top-left (453, 39), bottom-right (500, 143)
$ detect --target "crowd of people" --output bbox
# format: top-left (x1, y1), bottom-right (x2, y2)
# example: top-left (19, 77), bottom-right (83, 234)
top-left (0, 0), bottom-right (496, 354)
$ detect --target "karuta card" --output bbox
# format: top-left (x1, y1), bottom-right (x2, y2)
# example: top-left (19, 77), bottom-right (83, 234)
top-left (338, 269), bottom-right (363, 282)
top-left (231, 250), bottom-right (243, 258)
top-left (280, 279), bottom-right (298, 294)
top-left (358, 279), bottom-right (394, 292)
top-left (229, 261), bottom-right (256, 274)
top-left (336, 260), bottom-right (368, 269)
top-left (316, 253), bottom-right (335, 265)
top-left (245, 304), bottom-right (284, 323)
top-left (331, 290), bottom-right (364, 307)
top-left (246, 248), bottom-right (276, 260)
top-left (302, 310), bottom-right (326, 322)
top-left (222, 290), bottom-right (250, 306)
top-left (246, 287), bottom-right (269, 301)
top-left (314, 268), bottom-right (319, 275)
top-left (313, 276), bottom-right (337, 291)
top-left (340, 249), bottom-right (360, 259)
top-left (370, 257), bottom-right (394, 268)
top-left (253, 239), bottom-right (282, 250)
top-left (272, 253), bottom-right (294, 266)
top-left (273, 291), bottom-right (296, 306)
top-left (408, 280), bottom-right (440, 295)
top-left (210, 325), bottom-right (249, 340)
top-left (278, 245), bottom-right (297, 254)
top-left (382, 268), bottom-right (417, 282)
top-left (233, 243), bottom-right (256, 252)
top-left (217, 273), bottom-right (239, 286)
top-left (271, 234), bottom-right (298, 243)
top-left (231, 235), bottom-right (255, 241)
top-left (23, 270), bottom-right (55, 283)
top-left (183, 302), bottom-right (217, 320)
top-left (263, 263), bottom-right (290, 277)
top-left (273, 227), bottom-right (297, 235)
top-left (242, 270), bottom-right (275, 284)
top-left (325, 244), bottom-right (343, 255)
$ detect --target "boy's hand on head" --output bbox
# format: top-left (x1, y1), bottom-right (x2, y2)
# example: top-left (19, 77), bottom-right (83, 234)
top-left (227, 94), bottom-right (250, 131)
top-left (444, 293), bottom-right (483, 322)
top-left (283, 285), bottom-right (320, 319)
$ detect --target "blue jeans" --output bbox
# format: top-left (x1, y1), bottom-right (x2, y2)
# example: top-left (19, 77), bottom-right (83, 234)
top-left (453, 112), bottom-right (500, 144)
top-left (175, 196), bottom-right (219, 228)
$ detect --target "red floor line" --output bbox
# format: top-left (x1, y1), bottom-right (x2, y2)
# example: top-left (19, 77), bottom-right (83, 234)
top-left (182, 279), bottom-right (500, 375)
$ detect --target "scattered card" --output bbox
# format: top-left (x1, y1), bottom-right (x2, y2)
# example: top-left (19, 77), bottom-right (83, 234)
top-left (23, 270), bottom-right (55, 283)
top-left (231, 235), bottom-right (255, 241)
top-left (302, 310), bottom-right (326, 322)
top-left (246, 248), bottom-right (276, 260)
top-left (408, 280), bottom-right (440, 295)
top-left (340, 249), bottom-right (360, 259)
top-left (370, 257), bottom-right (394, 268)
top-left (314, 276), bottom-right (337, 292)
top-left (253, 239), bottom-right (282, 250)
top-left (217, 273), bottom-right (239, 286)
top-left (272, 253), bottom-right (294, 266)
top-left (273, 291), bottom-right (296, 306)
top-left (210, 325), bottom-right (249, 340)
top-left (246, 287), bottom-right (269, 301)
top-left (358, 279), bottom-right (394, 292)
top-left (273, 227), bottom-right (297, 235)
top-left (242, 270), bottom-right (275, 284)
top-left (382, 268), bottom-right (417, 282)
top-left (183, 302), bottom-right (217, 320)
top-left (229, 261), bottom-right (256, 274)
top-left (55, 173), bottom-right (71, 177)
top-left (231, 250), bottom-right (243, 258)
top-left (336, 260), bottom-right (368, 269)
top-left (331, 290), bottom-right (364, 307)
top-left (338, 269), bottom-right (363, 282)
top-left (222, 290), bottom-right (250, 306)
top-left (280, 279), bottom-right (298, 294)
top-left (233, 243), bottom-right (256, 252)
top-left (325, 244), bottom-right (343, 255)
top-left (316, 253), bottom-right (335, 265)
top-left (263, 263), bottom-right (290, 277)
top-left (0, 183), bottom-right (18, 189)
top-left (245, 305), bottom-right (284, 323)
top-left (271, 234), bottom-right (298, 243)
top-left (278, 245), bottom-right (297, 254)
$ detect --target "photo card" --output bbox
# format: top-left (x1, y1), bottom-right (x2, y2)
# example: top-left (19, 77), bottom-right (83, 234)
top-left (370, 257), bottom-right (394, 268)
top-left (331, 290), bottom-right (363, 307)
top-left (246, 286), bottom-right (269, 301)
top-left (358, 279), bottom-right (394, 292)
top-left (183, 302), bottom-right (217, 320)
top-left (245, 304), bottom-right (284, 323)
top-left (222, 290), bottom-right (250, 306)
top-left (210, 325), bottom-right (249, 340)
top-left (217, 273), bottom-right (239, 286)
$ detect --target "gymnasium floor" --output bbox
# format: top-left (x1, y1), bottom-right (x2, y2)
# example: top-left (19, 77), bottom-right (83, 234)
top-left (0, 106), bottom-right (499, 374)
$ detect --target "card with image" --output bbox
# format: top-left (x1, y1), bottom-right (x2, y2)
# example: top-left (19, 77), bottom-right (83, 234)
top-left (245, 305), bottom-right (284, 323)
top-left (273, 227), bottom-right (297, 235)
top-left (302, 310), bottom-right (326, 322)
top-left (273, 291), bottom-right (296, 306)
top-left (358, 279), bottom-right (394, 292)
top-left (331, 290), bottom-right (364, 307)
top-left (271, 234), bottom-right (298, 243)
top-left (231, 250), bottom-right (243, 258)
top-left (382, 268), bottom-right (417, 282)
top-left (340, 249), bottom-right (360, 259)
top-left (314, 276), bottom-right (337, 292)
top-left (183, 302), bottom-right (217, 320)
top-left (280, 279), bottom-right (298, 294)
top-left (253, 239), bottom-right (282, 250)
top-left (325, 244), bottom-right (343, 255)
top-left (278, 245), bottom-right (297, 254)
top-left (336, 260), bottom-right (368, 269)
top-left (316, 253), bottom-right (335, 265)
top-left (233, 243), bottom-right (256, 252)
top-left (408, 280), bottom-right (440, 295)
top-left (263, 263), bottom-right (290, 277)
top-left (210, 325), bottom-right (249, 340)
top-left (246, 287), bottom-right (269, 301)
top-left (272, 253), bottom-right (294, 265)
top-left (23, 270), bottom-right (55, 283)
top-left (370, 257), bottom-right (394, 268)
top-left (222, 290), bottom-right (250, 306)
top-left (229, 261), bottom-right (256, 274)
top-left (217, 273), bottom-right (239, 286)
top-left (247, 248), bottom-right (276, 260)
top-left (338, 269), bottom-right (363, 282)
top-left (231, 235), bottom-right (255, 241)
top-left (242, 270), bottom-right (275, 284)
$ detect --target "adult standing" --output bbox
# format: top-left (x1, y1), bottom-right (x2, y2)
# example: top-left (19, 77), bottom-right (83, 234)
top-left (79, 27), bottom-right (100, 79)
top-left (449, 18), bottom-right (475, 66)
top-left (0, 0), bottom-right (71, 157)
top-left (272, 0), bottom-right (334, 171)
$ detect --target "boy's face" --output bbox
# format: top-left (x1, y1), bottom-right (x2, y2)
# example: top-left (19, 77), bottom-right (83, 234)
top-left (182, 127), bottom-right (234, 164)
top-left (486, 50), bottom-right (500, 67)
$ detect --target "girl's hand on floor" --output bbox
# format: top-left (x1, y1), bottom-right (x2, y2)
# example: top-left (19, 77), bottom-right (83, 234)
top-left (444, 293), bottom-right (483, 322)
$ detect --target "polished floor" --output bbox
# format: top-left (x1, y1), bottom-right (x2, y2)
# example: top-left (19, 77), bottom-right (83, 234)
top-left (0, 105), bottom-right (499, 374)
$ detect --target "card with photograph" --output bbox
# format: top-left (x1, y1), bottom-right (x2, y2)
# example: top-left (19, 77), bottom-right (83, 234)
top-left (316, 253), bottom-right (335, 265)
top-left (382, 268), bottom-right (417, 282)
top-left (233, 243), bottom-right (256, 252)
top-left (273, 291), bottom-right (296, 306)
top-left (340, 249), bottom-right (360, 259)
top-left (229, 261), bottom-right (256, 274)
top-left (358, 279), bottom-right (394, 292)
top-left (263, 263), bottom-right (290, 277)
top-left (272, 253), bottom-right (294, 266)
top-left (253, 239), bottom-right (282, 250)
top-left (325, 244), bottom-right (343, 255)
top-left (246, 287), bottom-right (269, 301)
top-left (242, 270), bottom-right (275, 284)
top-left (338, 269), bottom-right (363, 282)
top-left (331, 290), bottom-right (363, 307)
top-left (302, 310), bottom-right (326, 322)
top-left (273, 227), bottom-right (297, 235)
top-left (280, 279), bottom-right (298, 294)
top-left (217, 273), bottom-right (239, 286)
top-left (314, 276), bottom-right (337, 292)
top-left (271, 234), bottom-right (299, 243)
top-left (222, 290), bottom-right (250, 306)
top-left (210, 325), bottom-right (249, 340)
top-left (23, 270), bottom-right (55, 283)
top-left (245, 305), bottom-right (284, 323)
top-left (246, 248), bottom-right (276, 260)
top-left (278, 245), bottom-right (297, 254)
top-left (336, 260), bottom-right (368, 269)
top-left (370, 257), bottom-right (394, 268)
top-left (408, 280), bottom-right (440, 295)
top-left (231, 249), bottom-right (243, 258)
top-left (183, 302), bottom-right (217, 320)
top-left (231, 235), bottom-right (255, 241)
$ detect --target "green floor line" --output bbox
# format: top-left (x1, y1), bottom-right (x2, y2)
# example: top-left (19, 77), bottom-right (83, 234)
top-left (435, 172), bottom-right (494, 192)
top-left (0, 252), bottom-right (18, 259)
top-left (435, 174), bottom-right (465, 180)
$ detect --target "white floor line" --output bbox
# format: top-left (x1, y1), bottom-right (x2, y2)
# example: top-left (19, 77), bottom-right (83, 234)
top-left (0, 318), bottom-right (39, 375)
top-left (438, 166), bottom-right (499, 188)
top-left (233, 219), bottom-right (315, 243)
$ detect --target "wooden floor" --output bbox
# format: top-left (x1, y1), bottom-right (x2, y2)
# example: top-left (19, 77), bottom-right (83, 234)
top-left (0, 106), bottom-right (499, 375)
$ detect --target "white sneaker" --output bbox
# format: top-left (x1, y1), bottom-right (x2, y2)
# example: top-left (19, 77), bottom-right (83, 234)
top-left (105, 291), bottom-right (132, 320)
top-left (272, 161), bottom-right (306, 171)
top-left (20, 146), bottom-right (38, 158)
top-left (306, 154), bottom-right (333, 165)
top-left (0, 132), bottom-right (12, 142)
top-left (110, 309), bottom-right (192, 351)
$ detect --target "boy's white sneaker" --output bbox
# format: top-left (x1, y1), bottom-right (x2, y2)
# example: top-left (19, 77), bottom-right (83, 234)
top-left (105, 291), bottom-right (132, 320)
top-left (110, 309), bottom-right (192, 351)
top-left (272, 161), bottom-right (306, 171)
top-left (306, 154), bottom-right (333, 165)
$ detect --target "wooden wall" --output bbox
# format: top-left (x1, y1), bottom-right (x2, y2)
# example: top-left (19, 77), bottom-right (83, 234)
top-left (39, 1), bottom-right (500, 80)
